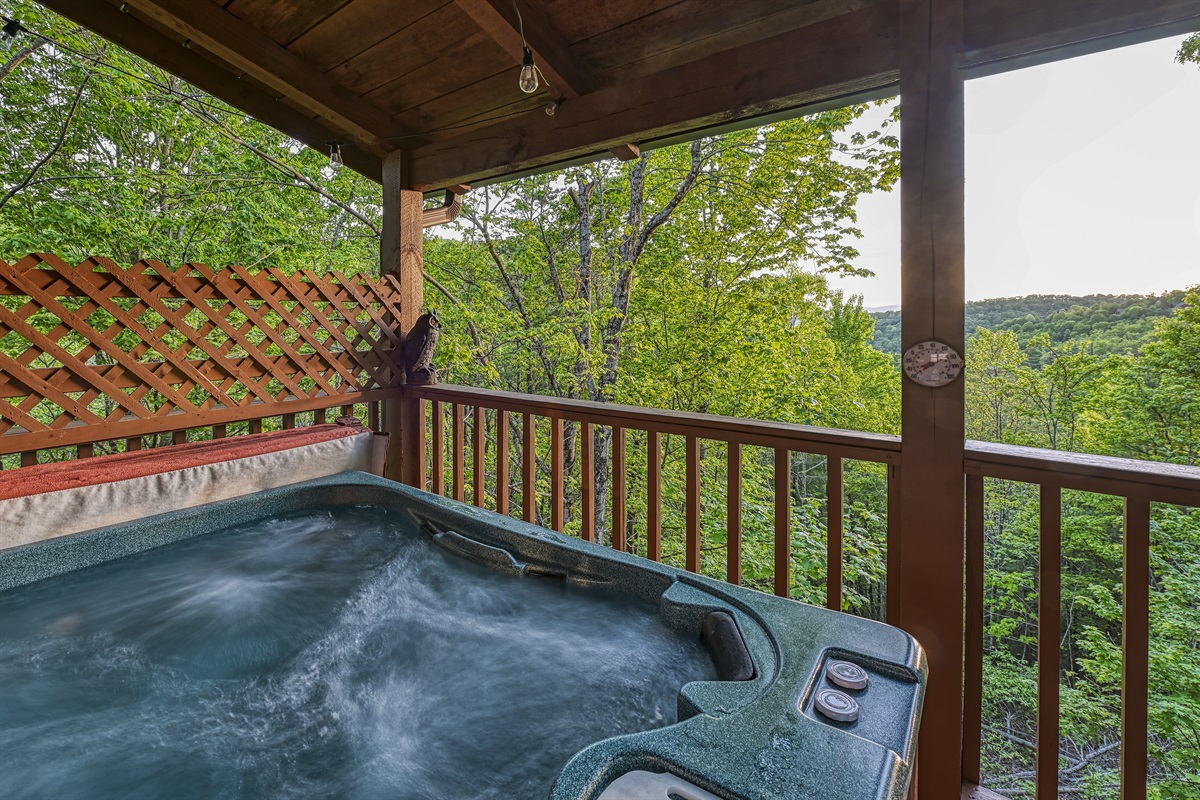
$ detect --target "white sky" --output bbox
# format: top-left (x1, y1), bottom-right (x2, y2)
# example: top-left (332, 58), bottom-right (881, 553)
top-left (825, 33), bottom-right (1200, 309)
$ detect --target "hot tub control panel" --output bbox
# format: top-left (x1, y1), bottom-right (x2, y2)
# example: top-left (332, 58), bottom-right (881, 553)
top-left (800, 651), bottom-right (923, 761)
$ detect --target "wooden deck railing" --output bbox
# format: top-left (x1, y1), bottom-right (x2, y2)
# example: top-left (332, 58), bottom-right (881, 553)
top-left (406, 383), bottom-right (902, 608)
top-left (962, 443), bottom-right (1200, 800)
top-left (408, 384), bottom-right (1200, 800)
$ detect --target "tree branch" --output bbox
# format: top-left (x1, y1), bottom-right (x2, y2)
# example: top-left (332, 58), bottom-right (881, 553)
top-left (0, 72), bottom-right (90, 211)
top-left (179, 99), bottom-right (380, 237)
top-left (0, 38), bottom-right (48, 82)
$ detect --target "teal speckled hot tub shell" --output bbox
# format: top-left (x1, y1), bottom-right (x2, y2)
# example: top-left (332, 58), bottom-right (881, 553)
top-left (0, 472), bottom-right (925, 800)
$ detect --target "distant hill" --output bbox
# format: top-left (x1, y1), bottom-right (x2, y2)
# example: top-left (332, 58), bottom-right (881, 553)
top-left (870, 289), bottom-right (1195, 356)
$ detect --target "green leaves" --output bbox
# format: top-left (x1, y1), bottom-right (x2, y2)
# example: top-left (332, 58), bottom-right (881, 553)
top-left (0, 1), bottom-right (381, 274)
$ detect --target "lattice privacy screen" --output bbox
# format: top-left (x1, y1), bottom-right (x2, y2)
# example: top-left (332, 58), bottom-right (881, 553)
top-left (0, 254), bottom-right (404, 454)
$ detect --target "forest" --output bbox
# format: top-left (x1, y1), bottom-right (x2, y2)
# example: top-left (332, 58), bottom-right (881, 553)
top-left (1, 2), bottom-right (1198, 798)
top-left (871, 290), bottom-right (1193, 359)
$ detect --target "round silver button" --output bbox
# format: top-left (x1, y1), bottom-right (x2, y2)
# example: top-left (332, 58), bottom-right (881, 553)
top-left (826, 659), bottom-right (868, 691)
top-left (815, 688), bottom-right (859, 722)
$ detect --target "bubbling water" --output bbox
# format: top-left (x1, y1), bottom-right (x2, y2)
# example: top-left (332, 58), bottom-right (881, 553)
top-left (0, 505), bottom-right (715, 799)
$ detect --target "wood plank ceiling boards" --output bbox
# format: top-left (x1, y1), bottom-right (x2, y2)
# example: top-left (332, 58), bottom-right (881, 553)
top-left (37, 0), bottom-right (1200, 190)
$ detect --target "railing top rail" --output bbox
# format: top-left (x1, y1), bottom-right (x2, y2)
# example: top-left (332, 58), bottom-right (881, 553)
top-left (410, 385), bottom-right (1199, 504)
top-left (965, 439), bottom-right (1200, 507)
top-left (407, 384), bottom-right (902, 464)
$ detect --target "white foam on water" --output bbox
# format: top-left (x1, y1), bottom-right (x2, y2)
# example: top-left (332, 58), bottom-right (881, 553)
top-left (0, 506), bottom-right (716, 799)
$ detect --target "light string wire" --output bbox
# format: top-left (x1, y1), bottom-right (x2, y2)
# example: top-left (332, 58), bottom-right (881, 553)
top-left (511, 0), bottom-right (561, 106)
top-left (3, 13), bottom-right (553, 144)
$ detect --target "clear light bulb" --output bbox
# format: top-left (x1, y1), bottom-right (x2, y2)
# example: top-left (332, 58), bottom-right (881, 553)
top-left (518, 47), bottom-right (538, 93)
top-left (329, 144), bottom-right (344, 172)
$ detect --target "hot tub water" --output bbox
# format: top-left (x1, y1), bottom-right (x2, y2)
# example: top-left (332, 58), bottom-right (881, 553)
top-left (0, 505), bottom-right (716, 799)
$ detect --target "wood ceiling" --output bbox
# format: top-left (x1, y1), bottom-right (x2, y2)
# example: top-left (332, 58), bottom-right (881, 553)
top-left (36, 0), bottom-right (1200, 190)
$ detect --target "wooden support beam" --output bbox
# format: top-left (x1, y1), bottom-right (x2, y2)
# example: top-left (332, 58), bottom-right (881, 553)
top-left (409, 3), bottom-right (900, 190)
top-left (409, 0), bottom-right (1200, 190)
top-left (37, 0), bottom-right (382, 179)
top-left (116, 0), bottom-right (401, 154)
top-left (380, 150), bottom-right (426, 485)
top-left (609, 143), bottom-right (640, 162)
top-left (896, 1), bottom-right (966, 797)
top-left (965, 0), bottom-right (1200, 73)
top-left (451, 0), bottom-right (588, 98)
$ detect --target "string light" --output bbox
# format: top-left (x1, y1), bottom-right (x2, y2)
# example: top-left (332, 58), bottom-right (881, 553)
top-left (518, 45), bottom-right (538, 94)
top-left (328, 143), bottom-right (344, 171)
top-left (512, 1), bottom-right (546, 95)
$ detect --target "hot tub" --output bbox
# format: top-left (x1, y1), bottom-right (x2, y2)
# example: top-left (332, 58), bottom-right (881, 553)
top-left (0, 472), bottom-right (925, 800)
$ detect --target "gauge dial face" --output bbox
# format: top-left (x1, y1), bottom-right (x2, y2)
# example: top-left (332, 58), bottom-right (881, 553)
top-left (902, 340), bottom-right (963, 386)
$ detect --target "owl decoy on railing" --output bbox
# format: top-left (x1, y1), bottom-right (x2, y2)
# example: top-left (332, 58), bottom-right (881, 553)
top-left (404, 311), bottom-right (440, 385)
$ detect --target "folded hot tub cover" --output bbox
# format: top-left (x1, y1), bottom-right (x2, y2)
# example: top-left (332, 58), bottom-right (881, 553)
top-left (0, 423), bottom-right (387, 549)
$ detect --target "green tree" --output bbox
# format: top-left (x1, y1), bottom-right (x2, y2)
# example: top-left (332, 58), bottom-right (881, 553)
top-left (427, 106), bottom-right (901, 547)
top-left (1090, 293), bottom-right (1200, 464)
top-left (1, 0), bottom-right (381, 273)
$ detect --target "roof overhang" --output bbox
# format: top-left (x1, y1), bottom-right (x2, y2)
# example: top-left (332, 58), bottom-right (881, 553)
top-left (36, 0), bottom-right (1200, 190)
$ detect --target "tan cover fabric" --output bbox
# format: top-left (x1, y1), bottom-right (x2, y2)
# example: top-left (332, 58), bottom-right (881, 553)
top-left (0, 432), bottom-right (386, 550)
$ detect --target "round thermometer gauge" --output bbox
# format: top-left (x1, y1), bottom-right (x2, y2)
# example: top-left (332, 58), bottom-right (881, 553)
top-left (903, 340), bottom-right (963, 387)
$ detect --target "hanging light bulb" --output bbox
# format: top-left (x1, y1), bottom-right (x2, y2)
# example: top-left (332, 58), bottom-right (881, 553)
top-left (328, 143), bottom-right (344, 172)
top-left (1, 17), bottom-right (23, 45)
top-left (518, 46), bottom-right (538, 94)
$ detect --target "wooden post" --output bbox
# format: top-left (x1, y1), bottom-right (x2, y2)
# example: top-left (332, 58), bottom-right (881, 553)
top-left (898, 0), bottom-right (966, 796)
top-left (380, 149), bottom-right (425, 485)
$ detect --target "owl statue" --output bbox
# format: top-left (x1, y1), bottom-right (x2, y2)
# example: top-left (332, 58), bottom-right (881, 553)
top-left (404, 311), bottom-right (440, 385)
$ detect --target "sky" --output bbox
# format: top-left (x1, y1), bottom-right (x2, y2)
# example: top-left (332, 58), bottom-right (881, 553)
top-left (825, 33), bottom-right (1200, 310)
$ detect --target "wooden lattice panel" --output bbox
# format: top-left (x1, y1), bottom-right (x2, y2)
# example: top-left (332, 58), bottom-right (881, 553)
top-left (0, 254), bottom-right (404, 454)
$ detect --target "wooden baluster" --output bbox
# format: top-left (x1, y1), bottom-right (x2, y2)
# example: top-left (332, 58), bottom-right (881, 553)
top-left (282, 413), bottom-right (296, 430)
top-left (685, 435), bottom-right (700, 573)
top-left (431, 400), bottom-right (445, 495)
top-left (173, 430), bottom-right (187, 446)
top-left (314, 407), bottom-right (327, 425)
top-left (1122, 496), bottom-right (1150, 800)
top-left (249, 418), bottom-right (263, 435)
top-left (414, 398), bottom-right (426, 490)
top-left (452, 404), bottom-right (465, 502)
top-left (20, 451), bottom-right (36, 467)
top-left (886, 463), bottom-right (901, 624)
top-left (963, 474), bottom-right (985, 786)
top-left (77, 443), bottom-right (93, 459)
top-left (473, 406), bottom-right (486, 508)
top-left (1038, 484), bottom-right (1062, 800)
top-left (612, 426), bottom-right (626, 552)
top-left (550, 417), bottom-right (564, 531)
top-left (646, 430), bottom-right (662, 561)
top-left (213, 424), bottom-right (227, 439)
top-left (125, 437), bottom-right (142, 452)
top-left (369, 401), bottom-right (380, 431)
top-left (774, 447), bottom-right (790, 598)
top-left (726, 442), bottom-right (742, 585)
top-left (496, 410), bottom-right (510, 515)
top-left (341, 404), bottom-right (353, 419)
top-left (522, 413), bottom-right (536, 523)
top-left (580, 422), bottom-right (595, 542)
top-left (826, 456), bottom-right (844, 611)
